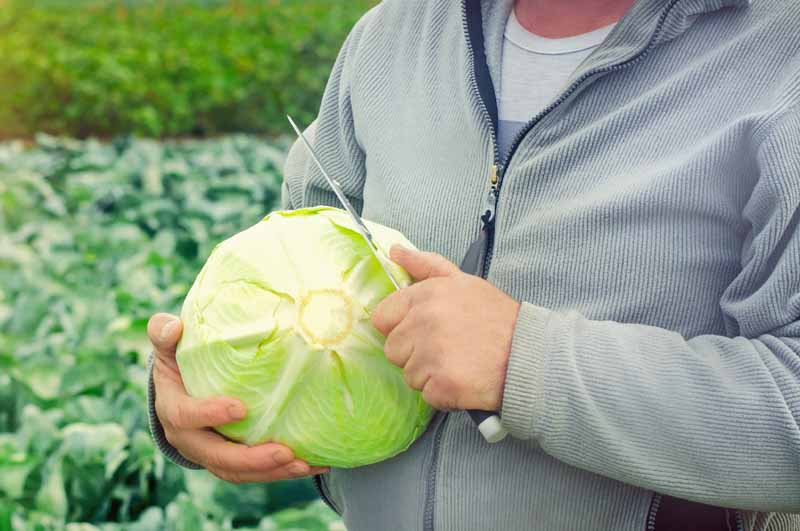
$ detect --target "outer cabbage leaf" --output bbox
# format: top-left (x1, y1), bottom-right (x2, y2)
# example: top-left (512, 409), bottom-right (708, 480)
top-left (177, 207), bottom-right (434, 468)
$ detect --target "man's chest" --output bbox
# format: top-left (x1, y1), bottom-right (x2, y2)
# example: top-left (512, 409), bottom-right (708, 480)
top-left (356, 45), bottom-right (759, 336)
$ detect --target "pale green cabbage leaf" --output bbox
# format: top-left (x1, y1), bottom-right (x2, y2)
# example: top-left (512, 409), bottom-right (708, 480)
top-left (177, 206), bottom-right (435, 468)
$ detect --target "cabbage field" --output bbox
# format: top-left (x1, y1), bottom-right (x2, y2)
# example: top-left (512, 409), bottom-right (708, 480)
top-left (0, 135), bottom-right (343, 530)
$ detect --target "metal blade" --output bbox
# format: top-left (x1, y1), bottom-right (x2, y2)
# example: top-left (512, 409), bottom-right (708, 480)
top-left (287, 115), bottom-right (401, 291)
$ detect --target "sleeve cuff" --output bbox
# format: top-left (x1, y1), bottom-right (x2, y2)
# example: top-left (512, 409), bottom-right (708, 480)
top-left (500, 302), bottom-right (555, 441)
top-left (146, 352), bottom-right (204, 470)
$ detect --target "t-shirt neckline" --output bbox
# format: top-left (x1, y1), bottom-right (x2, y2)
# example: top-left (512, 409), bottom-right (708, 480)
top-left (505, 9), bottom-right (617, 55)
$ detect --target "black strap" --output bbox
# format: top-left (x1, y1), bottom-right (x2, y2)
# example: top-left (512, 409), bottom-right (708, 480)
top-left (653, 495), bottom-right (734, 531)
top-left (459, 226), bottom-right (489, 276)
top-left (464, 0), bottom-right (499, 132)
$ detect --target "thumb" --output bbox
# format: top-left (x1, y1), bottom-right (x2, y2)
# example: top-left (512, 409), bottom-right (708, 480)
top-left (389, 245), bottom-right (459, 281)
top-left (148, 313), bottom-right (183, 362)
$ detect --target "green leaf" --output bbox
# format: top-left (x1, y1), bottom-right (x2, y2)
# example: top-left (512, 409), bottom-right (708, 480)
top-left (60, 423), bottom-right (128, 478)
top-left (0, 460), bottom-right (37, 499)
top-left (1, 133), bottom-right (344, 529)
top-left (35, 456), bottom-right (67, 519)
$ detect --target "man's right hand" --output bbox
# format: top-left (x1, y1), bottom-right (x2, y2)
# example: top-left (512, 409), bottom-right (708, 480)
top-left (147, 312), bottom-right (329, 484)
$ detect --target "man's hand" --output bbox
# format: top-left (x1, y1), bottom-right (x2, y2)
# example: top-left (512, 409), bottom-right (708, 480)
top-left (147, 313), bottom-right (329, 484)
top-left (372, 246), bottom-right (521, 412)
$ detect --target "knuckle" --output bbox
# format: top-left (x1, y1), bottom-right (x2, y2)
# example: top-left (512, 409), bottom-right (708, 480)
top-left (433, 379), bottom-right (458, 410)
top-left (384, 341), bottom-right (403, 367)
top-left (203, 450), bottom-right (226, 471)
top-left (383, 334), bottom-right (396, 357)
top-left (155, 397), bottom-right (170, 424)
top-left (441, 377), bottom-right (460, 397)
top-left (171, 402), bottom-right (189, 429)
top-left (421, 384), bottom-right (437, 405)
top-left (403, 367), bottom-right (424, 390)
top-left (370, 308), bottom-right (384, 331)
top-left (240, 451), bottom-right (266, 472)
top-left (204, 401), bottom-right (228, 425)
top-left (163, 427), bottom-right (180, 448)
top-left (402, 369), bottom-right (415, 389)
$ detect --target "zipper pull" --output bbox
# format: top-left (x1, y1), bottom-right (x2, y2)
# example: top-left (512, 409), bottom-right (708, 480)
top-left (481, 165), bottom-right (499, 227)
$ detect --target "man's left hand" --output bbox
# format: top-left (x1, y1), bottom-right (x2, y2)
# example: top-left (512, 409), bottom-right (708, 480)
top-left (372, 245), bottom-right (521, 412)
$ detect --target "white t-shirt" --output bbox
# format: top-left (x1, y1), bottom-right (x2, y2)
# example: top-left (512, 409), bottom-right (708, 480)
top-left (497, 9), bottom-right (616, 158)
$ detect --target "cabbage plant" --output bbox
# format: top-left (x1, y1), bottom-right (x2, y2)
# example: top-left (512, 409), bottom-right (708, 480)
top-left (176, 206), bottom-right (435, 468)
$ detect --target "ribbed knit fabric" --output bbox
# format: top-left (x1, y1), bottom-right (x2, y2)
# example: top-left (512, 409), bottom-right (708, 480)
top-left (147, 0), bottom-right (800, 529)
top-left (146, 353), bottom-right (202, 470)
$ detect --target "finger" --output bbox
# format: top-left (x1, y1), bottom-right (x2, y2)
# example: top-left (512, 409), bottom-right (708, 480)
top-left (389, 245), bottom-right (459, 281)
top-left (157, 377), bottom-right (246, 430)
top-left (372, 289), bottom-right (413, 337)
top-left (401, 352), bottom-right (431, 391)
top-left (209, 461), bottom-right (331, 484)
top-left (422, 378), bottom-right (458, 411)
top-left (148, 313), bottom-right (183, 363)
top-left (383, 318), bottom-right (415, 369)
top-left (177, 430), bottom-right (298, 473)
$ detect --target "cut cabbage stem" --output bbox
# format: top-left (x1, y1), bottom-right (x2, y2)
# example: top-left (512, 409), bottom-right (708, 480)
top-left (297, 289), bottom-right (355, 347)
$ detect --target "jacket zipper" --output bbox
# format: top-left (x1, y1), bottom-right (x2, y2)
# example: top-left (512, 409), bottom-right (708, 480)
top-left (312, 474), bottom-right (340, 515)
top-left (646, 493), bottom-right (663, 531)
top-left (480, 0), bottom-right (686, 278)
top-left (421, 4), bottom-right (504, 531)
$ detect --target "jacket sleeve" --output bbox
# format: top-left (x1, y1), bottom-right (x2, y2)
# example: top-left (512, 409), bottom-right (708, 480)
top-left (280, 5), bottom-right (371, 215)
top-left (500, 105), bottom-right (800, 512)
top-left (146, 6), bottom-right (376, 467)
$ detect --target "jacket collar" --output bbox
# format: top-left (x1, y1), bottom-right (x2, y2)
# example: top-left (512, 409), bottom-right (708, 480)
top-left (470, 0), bottom-right (753, 97)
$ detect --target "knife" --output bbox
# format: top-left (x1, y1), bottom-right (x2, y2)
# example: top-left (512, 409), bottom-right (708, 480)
top-left (287, 115), bottom-right (507, 443)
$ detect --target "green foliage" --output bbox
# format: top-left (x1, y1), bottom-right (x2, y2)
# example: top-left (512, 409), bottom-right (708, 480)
top-left (0, 135), bottom-right (341, 530)
top-left (0, 0), bottom-right (375, 139)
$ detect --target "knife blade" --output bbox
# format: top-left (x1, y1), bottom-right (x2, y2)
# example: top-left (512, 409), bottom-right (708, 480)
top-left (287, 115), bottom-right (401, 291)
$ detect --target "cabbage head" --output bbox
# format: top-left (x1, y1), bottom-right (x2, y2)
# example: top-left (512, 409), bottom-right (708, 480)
top-left (176, 206), bottom-right (435, 468)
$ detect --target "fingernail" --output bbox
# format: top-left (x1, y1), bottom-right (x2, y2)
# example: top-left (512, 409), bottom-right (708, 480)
top-left (272, 450), bottom-right (292, 465)
top-left (160, 318), bottom-right (179, 343)
top-left (288, 463), bottom-right (306, 475)
top-left (227, 403), bottom-right (246, 420)
top-left (391, 245), bottom-right (409, 258)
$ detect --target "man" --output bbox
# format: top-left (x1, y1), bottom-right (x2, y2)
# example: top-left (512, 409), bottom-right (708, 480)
top-left (146, 0), bottom-right (800, 529)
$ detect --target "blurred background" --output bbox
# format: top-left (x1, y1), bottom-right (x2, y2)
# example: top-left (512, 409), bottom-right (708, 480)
top-left (0, 0), bottom-right (374, 529)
